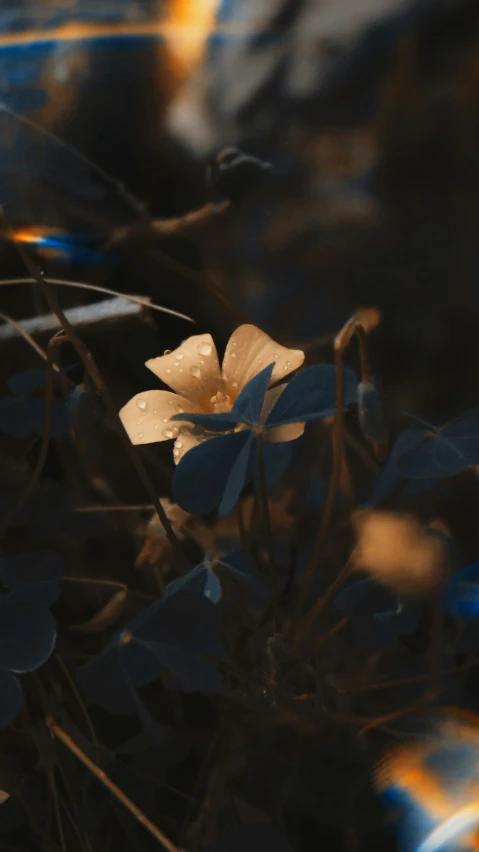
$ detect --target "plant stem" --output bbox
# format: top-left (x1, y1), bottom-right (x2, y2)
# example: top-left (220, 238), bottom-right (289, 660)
top-left (7, 234), bottom-right (187, 566)
top-left (355, 324), bottom-right (371, 383)
top-left (46, 717), bottom-right (180, 852)
top-left (256, 434), bottom-right (280, 628)
top-left (290, 346), bottom-right (346, 627)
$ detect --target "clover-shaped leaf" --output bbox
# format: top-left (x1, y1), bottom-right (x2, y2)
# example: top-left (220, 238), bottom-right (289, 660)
top-left (265, 365), bottom-right (357, 427)
top-left (0, 599), bottom-right (56, 673)
top-left (0, 550), bottom-right (62, 605)
top-left (77, 593), bottom-right (225, 723)
top-left (164, 564), bottom-right (222, 603)
top-left (357, 380), bottom-right (387, 445)
top-left (394, 409), bottom-right (479, 479)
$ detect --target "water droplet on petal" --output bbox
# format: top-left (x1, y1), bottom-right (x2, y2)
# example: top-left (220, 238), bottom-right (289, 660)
top-left (154, 424), bottom-right (159, 430)
top-left (200, 360), bottom-right (205, 365)
top-left (257, 358), bottom-right (263, 365)
top-left (231, 352), bottom-right (236, 359)
top-left (231, 380), bottom-right (239, 388)
top-left (153, 409), bottom-right (157, 414)
top-left (174, 361), bottom-right (180, 368)
top-left (273, 352), bottom-right (278, 359)
top-left (176, 405), bottom-right (184, 413)
top-left (176, 440), bottom-right (183, 449)
top-left (163, 427), bottom-right (177, 439)
top-left (136, 398), bottom-right (147, 410)
top-left (179, 368), bottom-right (183, 373)
top-left (198, 341), bottom-right (212, 357)
top-left (190, 366), bottom-right (201, 379)
top-left (163, 349), bottom-right (171, 355)
top-left (176, 352), bottom-right (184, 361)
top-left (166, 368), bottom-right (171, 374)
top-left (137, 432), bottom-right (144, 439)
top-left (162, 417), bottom-right (168, 423)
top-left (284, 360), bottom-right (291, 369)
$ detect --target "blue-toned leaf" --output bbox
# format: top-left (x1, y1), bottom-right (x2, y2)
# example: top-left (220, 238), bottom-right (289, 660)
top-left (0, 670), bottom-right (23, 730)
top-left (0, 550), bottom-right (62, 605)
top-left (205, 822), bottom-right (293, 852)
top-left (215, 548), bottom-right (270, 602)
top-left (231, 363), bottom-right (275, 425)
top-left (0, 397), bottom-right (34, 438)
top-left (76, 643), bottom-right (160, 716)
top-left (7, 369), bottom-right (46, 397)
top-left (164, 565), bottom-right (222, 603)
top-left (358, 381), bottom-right (387, 444)
top-left (219, 433), bottom-right (255, 515)
top-left (173, 430), bottom-right (251, 514)
top-left (363, 428), bottom-right (432, 505)
top-left (395, 409), bottom-right (479, 479)
top-left (335, 579), bottom-right (419, 647)
top-left (444, 561), bottom-right (479, 619)
top-left (0, 599), bottom-right (56, 672)
top-left (29, 398), bottom-right (70, 438)
top-left (257, 437), bottom-right (297, 490)
top-left (265, 365), bottom-right (357, 427)
top-left (140, 641), bottom-right (222, 693)
top-left (132, 594), bottom-right (225, 660)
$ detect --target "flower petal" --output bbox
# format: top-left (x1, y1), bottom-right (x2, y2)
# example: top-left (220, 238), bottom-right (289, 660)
top-left (264, 422), bottom-right (305, 442)
top-left (119, 391), bottom-right (197, 445)
top-left (261, 386), bottom-right (304, 441)
top-left (145, 335), bottom-right (222, 406)
top-left (222, 325), bottom-right (304, 396)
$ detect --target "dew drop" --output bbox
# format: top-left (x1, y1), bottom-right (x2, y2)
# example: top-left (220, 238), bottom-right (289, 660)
top-left (284, 360), bottom-right (291, 369)
top-left (164, 349), bottom-right (171, 355)
top-left (190, 366), bottom-right (201, 379)
top-left (166, 368), bottom-right (171, 374)
top-left (179, 368), bottom-right (183, 373)
top-left (273, 352), bottom-right (278, 359)
top-left (137, 432), bottom-right (144, 439)
top-left (154, 424), bottom-right (159, 430)
top-left (176, 440), bottom-right (183, 450)
top-left (176, 352), bottom-right (184, 361)
top-left (231, 352), bottom-right (236, 359)
top-left (200, 359), bottom-right (205, 365)
top-left (153, 409), bottom-right (157, 414)
top-left (136, 398), bottom-right (147, 411)
top-left (198, 341), bottom-right (212, 357)
top-left (174, 361), bottom-right (180, 368)
top-left (257, 358), bottom-right (263, 365)
top-left (176, 405), bottom-right (184, 413)
top-left (162, 417), bottom-right (168, 423)
top-left (231, 380), bottom-right (239, 388)
top-left (162, 427), bottom-right (177, 439)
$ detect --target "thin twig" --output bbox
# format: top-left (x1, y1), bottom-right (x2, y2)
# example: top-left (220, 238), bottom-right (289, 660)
top-left (256, 434), bottom-right (280, 629)
top-left (46, 717), bottom-right (180, 852)
top-left (73, 503), bottom-right (155, 512)
top-left (0, 310), bottom-right (60, 370)
top-left (107, 201), bottom-right (230, 247)
top-left (49, 768), bottom-right (67, 852)
top-left (54, 654), bottom-right (98, 746)
top-left (6, 232), bottom-right (187, 565)
top-left (0, 277), bottom-right (194, 324)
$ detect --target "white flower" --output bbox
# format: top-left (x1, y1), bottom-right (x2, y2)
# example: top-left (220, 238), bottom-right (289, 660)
top-left (120, 324), bottom-right (305, 462)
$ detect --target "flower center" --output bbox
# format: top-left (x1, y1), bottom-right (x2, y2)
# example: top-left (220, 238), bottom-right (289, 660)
top-left (209, 390), bottom-right (233, 414)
